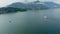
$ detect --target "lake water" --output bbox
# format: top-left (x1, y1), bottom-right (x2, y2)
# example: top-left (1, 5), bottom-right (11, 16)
top-left (0, 9), bottom-right (60, 34)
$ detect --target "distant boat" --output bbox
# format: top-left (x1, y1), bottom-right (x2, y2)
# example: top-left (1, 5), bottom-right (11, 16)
top-left (44, 16), bottom-right (48, 19)
top-left (43, 16), bottom-right (48, 22)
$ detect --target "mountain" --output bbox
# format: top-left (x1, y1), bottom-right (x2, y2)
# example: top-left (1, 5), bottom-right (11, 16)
top-left (8, 1), bottom-right (60, 10)
top-left (0, 1), bottom-right (60, 14)
top-left (7, 1), bottom-right (49, 10)
top-left (44, 2), bottom-right (60, 8)
top-left (1, 1), bottom-right (60, 11)
top-left (27, 1), bottom-right (60, 9)
top-left (7, 2), bottom-right (26, 8)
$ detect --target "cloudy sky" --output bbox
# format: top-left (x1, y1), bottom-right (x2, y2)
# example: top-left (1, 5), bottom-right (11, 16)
top-left (0, 0), bottom-right (60, 7)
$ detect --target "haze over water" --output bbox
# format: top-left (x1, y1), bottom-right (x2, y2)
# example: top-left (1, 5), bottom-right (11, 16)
top-left (0, 8), bottom-right (60, 34)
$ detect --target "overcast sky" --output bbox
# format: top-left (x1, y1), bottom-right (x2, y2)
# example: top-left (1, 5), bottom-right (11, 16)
top-left (0, 0), bottom-right (60, 7)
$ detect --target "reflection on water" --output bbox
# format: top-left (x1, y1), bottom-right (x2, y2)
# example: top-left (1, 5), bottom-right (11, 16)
top-left (0, 9), bottom-right (60, 34)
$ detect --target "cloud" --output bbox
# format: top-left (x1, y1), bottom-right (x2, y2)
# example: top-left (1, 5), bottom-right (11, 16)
top-left (53, 0), bottom-right (60, 4)
top-left (40, 0), bottom-right (60, 4)
top-left (0, 0), bottom-right (24, 7)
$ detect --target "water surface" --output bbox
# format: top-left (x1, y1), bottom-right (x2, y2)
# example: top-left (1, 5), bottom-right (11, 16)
top-left (0, 9), bottom-right (60, 34)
